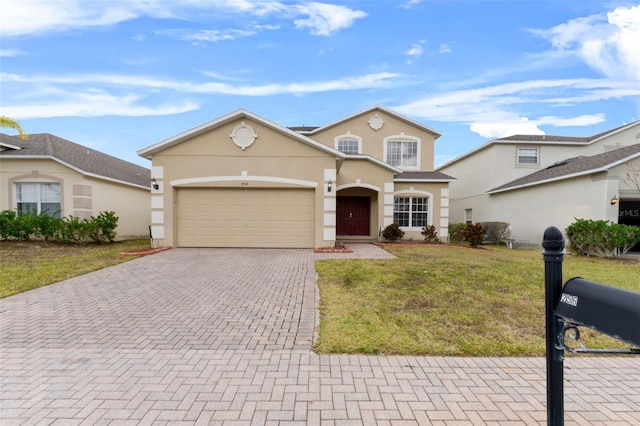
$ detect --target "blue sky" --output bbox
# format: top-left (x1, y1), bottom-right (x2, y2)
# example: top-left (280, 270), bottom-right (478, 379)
top-left (1, 0), bottom-right (639, 168)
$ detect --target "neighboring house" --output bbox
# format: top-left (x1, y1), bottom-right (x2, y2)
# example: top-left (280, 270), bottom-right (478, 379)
top-left (0, 133), bottom-right (151, 239)
top-left (436, 121), bottom-right (640, 246)
top-left (137, 106), bottom-right (454, 248)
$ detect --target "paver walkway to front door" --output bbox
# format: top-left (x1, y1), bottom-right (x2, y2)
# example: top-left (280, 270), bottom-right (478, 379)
top-left (1, 245), bottom-right (638, 425)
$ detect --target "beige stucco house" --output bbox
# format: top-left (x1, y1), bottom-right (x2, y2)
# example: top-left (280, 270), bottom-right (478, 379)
top-left (436, 121), bottom-right (640, 246)
top-left (0, 133), bottom-right (151, 239)
top-left (137, 106), bottom-right (454, 248)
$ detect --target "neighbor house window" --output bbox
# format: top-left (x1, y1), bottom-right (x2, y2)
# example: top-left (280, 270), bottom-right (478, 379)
top-left (394, 197), bottom-right (428, 227)
top-left (386, 138), bottom-right (419, 168)
top-left (517, 147), bottom-right (539, 165)
top-left (337, 138), bottom-right (360, 154)
top-left (16, 183), bottom-right (61, 218)
top-left (465, 209), bottom-right (472, 224)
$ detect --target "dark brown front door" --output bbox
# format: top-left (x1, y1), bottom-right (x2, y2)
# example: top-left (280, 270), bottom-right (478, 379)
top-left (337, 196), bottom-right (370, 236)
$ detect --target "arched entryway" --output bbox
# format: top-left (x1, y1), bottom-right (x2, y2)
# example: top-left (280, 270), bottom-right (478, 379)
top-left (336, 187), bottom-right (379, 238)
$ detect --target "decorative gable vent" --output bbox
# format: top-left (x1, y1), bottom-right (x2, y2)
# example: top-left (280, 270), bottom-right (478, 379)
top-left (230, 122), bottom-right (257, 150)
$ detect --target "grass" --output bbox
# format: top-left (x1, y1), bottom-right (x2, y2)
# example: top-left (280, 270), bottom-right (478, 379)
top-left (314, 243), bottom-right (640, 357)
top-left (0, 239), bottom-right (152, 298)
top-left (3, 239), bottom-right (638, 357)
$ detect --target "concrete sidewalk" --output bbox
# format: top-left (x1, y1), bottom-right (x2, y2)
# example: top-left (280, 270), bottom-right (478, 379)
top-left (1, 244), bottom-right (638, 425)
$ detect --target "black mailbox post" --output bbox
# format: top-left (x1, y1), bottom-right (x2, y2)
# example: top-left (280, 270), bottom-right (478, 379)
top-left (542, 226), bottom-right (640, 426)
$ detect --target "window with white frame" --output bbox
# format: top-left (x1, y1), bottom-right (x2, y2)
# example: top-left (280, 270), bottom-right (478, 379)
top-left (16, 183), bottom-right (61, 218)
top-left (465, 209), bottom-right (472, 224)
top-left (386, 138), bottom-right (418, 168)
top-left (517, 147), bottom-right (539, 165)
top-left (393, 196), bottom-right (428, 227)
top-left (337, 138), bottom-right (360, 154)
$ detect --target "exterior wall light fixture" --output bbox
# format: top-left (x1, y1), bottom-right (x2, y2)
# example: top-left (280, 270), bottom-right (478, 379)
top-left (610, 195), bottom-right (618, 205)
top-left (151, 177), bottom-right (159, 190)
top-left (328, 180), bottom-right (333, 193)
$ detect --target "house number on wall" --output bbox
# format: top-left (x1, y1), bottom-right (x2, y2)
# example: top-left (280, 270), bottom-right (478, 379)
top-left (241, 181), bottom-right (249, 186)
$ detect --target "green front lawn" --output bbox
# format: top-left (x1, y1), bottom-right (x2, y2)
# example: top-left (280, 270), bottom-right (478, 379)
top-left (0, 239), bottom-right (151, 298)
top-left (314, 244), bottom-right (640, 356)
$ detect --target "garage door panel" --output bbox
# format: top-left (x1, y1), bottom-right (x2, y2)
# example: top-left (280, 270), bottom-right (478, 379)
top-left (177, 188), bottom-right (314, 248)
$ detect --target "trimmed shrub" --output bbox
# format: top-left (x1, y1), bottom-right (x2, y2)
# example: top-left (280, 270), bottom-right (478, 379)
top-left (448, 223), bottom-right (465, 245)
top-left (566, 218), bottom-right (640, 259)
top-left (480, 221), bottom-right (510, 245)
top-left (421, 225), bottom-right (440, 243)
top-left (34, 212), bottom-right (61, 242)
top-left (461, 223), bottom-right (487, 248)
top-left (0, 210), bottom-right (19, 240)
top-left (382, 223), bottom-right (405, 242)
top-left (89, 211), bottom-right (118, 243)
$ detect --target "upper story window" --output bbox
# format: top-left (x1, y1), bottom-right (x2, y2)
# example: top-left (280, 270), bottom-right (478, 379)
top-left (337, 139), bottom-right (360, 154)
top-left (335, 134), bottom-right (362, 154)
top-left (16, 182), bottom-right (61, 218)
top-left (385, 135), bottom-right (420, 169)
top-left (517, 147), bottom-right (539, 165)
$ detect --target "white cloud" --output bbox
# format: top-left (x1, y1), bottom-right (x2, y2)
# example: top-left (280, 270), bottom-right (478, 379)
top-left (1, 90), bottom-right (199, 119)
top-left (293, 2), bottom-right (367, 36)
top-left (160, 28), bottom-right (258, 43)
top-left (404, 44), bottom-right (423, 57)
top-left (0, 71), bottom-right (402, 118)
top-left (0, 0), bottom-right (365, 39)
top-left (393, 78), bottom-right (633, 138)
top-left (399, 0), bottom-right (423, 9)
top-left (439, 43), bottom-right (452, 54)
top-left (0, 49), bottom-right (25, 57)
top-left (531, 4), bottom-right (640, 81)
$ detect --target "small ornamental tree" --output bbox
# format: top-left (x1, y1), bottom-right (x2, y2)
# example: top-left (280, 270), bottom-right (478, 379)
top-left (461, 223), bottom-right (487, 248)
top-left (421, 225), bottom-right (440, 243)
top-left (382, 223), bottom-right (405, 242)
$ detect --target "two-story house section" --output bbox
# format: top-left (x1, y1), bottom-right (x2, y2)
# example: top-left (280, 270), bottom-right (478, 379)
top-left (436, 120), bottom-right (640, 247)
top-left (137, 106), bottom-right (455, 248)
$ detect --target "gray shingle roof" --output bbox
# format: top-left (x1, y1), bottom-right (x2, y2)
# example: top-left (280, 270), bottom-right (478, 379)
top-left (0, 133), bottom-right (150, 188)
top-left (488, 143), bottom-right (640, 193)
top-left (395, 171), bottom-right (456, 181)
top-left (495, 120), bottom-right (640, 144)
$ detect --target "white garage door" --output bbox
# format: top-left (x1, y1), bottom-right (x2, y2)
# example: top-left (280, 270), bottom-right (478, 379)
top-left (176, 188), bottom-right (314, 248)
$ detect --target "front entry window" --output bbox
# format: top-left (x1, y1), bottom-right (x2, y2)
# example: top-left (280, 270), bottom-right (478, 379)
top-left (16, 183), bottom-right (61, 217)
top-left (394, 197), bottom-right (428, 227)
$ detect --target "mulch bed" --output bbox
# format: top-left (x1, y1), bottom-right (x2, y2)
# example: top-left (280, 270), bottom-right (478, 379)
top-left (314, 243), bottom-right (353, 253)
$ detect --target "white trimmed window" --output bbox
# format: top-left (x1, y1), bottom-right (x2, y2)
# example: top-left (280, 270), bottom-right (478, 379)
top-left (394, 196), bottom-right (428, 227)
top-left (16, 183), bottom-right (61, 218)
top-left (335, 134), bottom-right (361, 154)
top-left (385, 136), bottom-right (420, 169)
top-left (517, 147), bottom-right (539, 165)
top-left (337, 139), bottom-right (360, 154)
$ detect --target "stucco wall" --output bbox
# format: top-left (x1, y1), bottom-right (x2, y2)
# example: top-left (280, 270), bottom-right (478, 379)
top-left (311, 109), bottom-right (437, 172)
top-left (149, 117), bottom-right (337, 247)
top-left (0, 158), bottom-right (150, 239)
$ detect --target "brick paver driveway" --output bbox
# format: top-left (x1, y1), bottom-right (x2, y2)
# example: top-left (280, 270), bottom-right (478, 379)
top-left (1, 246), bottom-right (639, 425)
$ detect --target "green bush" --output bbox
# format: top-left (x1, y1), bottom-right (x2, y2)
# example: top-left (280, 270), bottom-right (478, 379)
top-left (16, 212), bottom-right (37, 240)
top-left (55, 216), bottom-right (93, 245)
top-left (448, 223), bottom-right (465, 245)
top-left (382, 223), bottom-right (405, 242)
top-left (0, 210), bottom-right (19, 240)
top-left (0, 209), bottom-right (120, 245)
top-left (566, 218), bottom-right (640, 259)
top-left (480, 221), bottom-right (510, 245)
top-left (461, 223), bottom-right (487, 248)
top-left (421, 225), bottom-right (440, 243)
top-left (34, 212), bottom-right (61, 242)
top-left (89, 211), bottom-right (118, 243)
